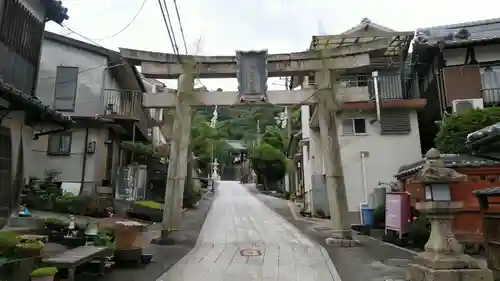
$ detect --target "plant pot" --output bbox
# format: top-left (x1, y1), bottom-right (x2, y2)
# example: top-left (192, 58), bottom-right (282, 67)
top-left (32, 275), bottom-right (56, 281)
top-left (15, 246), bottom-right (42, 258)
top-left (115, 221), bottom-right (146, 250)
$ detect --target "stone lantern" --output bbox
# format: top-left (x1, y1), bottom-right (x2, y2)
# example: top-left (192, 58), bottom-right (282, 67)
top-left (406, 148), bottom-right (493, 281)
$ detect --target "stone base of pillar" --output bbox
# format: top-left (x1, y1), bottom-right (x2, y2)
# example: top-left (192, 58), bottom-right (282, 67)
top-left (325, 237), bottom-right (361, 247)
top-left (150, 230), bottom-right (177, 245)
top-left (406, 263), bottom-right (493, 281)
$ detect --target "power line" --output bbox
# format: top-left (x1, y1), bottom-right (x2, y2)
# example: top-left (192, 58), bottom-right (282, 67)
top-left (90, 0), bottom-right (149, 41)
top-left (157, 0), bottom-right (181, 62)
top-left (172, 0), bottom-right (188, 54)
top-left (62, 24), bottom-right (107, 48)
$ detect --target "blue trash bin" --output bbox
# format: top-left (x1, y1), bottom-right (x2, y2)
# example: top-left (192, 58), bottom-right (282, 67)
top-left (361, 204), bottom-right (374, 226)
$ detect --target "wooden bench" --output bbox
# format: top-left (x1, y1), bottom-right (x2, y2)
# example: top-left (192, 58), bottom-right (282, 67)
top-left (42, 246), bottom-right (108, 281)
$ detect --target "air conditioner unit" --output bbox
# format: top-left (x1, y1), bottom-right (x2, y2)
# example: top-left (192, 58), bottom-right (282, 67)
top-left (452, 98), bottom-right (484, 114)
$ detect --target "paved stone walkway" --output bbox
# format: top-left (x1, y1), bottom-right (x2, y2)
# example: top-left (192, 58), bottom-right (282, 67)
top-left (156, 181), bottom-right (340, 281)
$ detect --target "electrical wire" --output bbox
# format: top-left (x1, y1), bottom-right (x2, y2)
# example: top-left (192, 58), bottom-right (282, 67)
top-left (172, 0), bottom-right (188, 54)
top-left (157, 0), bottom-right (180, 62)
top-left (90, 0), bottom-right (149, 41)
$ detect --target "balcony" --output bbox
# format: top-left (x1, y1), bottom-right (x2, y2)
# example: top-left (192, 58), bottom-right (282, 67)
top-left (335, 73), bottom-right (417, 103)
top-left (102, 89), bottom-right (151, 140)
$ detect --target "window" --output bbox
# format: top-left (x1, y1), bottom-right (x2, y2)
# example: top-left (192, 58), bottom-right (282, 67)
top-left (47, 132), bottom-right (72, 155)
top-left (53, 66), bottom-right (79, 111)
top-left (342, 118), bottom-right (367, 135)
top-left (340, 75), bottom-right (369, 87)
top-left (481, 66), bottom-right (500, 90)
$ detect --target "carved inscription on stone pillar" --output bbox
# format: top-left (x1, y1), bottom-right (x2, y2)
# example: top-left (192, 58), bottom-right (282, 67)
top-left (236, 50), bottom-right (268, 102)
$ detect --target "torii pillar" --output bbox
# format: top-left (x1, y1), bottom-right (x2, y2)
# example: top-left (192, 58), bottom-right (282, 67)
top-left (160, 59), bottom-right (195, 242)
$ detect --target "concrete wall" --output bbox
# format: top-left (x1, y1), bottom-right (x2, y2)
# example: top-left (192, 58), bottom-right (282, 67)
top-left (28, 127), bottom-right (109, 184)
top-left (300, 105), bottom-right (313, 212)
top-left (142, 79), bottom-right (166, 146)
top-left (303, 110), bottom-right (422, 223)
top-left (36, 38), bottom-right (118, 117)
top-left (338, 110), bottom-right (421, 213)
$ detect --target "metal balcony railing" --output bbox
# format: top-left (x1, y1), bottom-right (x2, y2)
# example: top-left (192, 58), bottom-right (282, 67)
top-left (102, 89), bottom-right (152, 139)
top-left (102, 89), bottom-right (143, 117)
top-left (482, 88), bottom-right (500, 105)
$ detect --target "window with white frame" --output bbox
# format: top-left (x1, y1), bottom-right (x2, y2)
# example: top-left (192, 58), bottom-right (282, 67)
top-left (342, 118), bottom-right (367, 135)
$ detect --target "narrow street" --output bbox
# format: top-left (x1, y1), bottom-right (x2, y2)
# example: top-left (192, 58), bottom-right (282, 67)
top-left (156, 181), bottom-right (340, 281)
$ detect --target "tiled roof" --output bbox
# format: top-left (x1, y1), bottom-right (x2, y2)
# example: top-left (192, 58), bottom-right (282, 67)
top-left (466, 122), bottom-right (500, 149)
top-left (395, 154), bottom-right (500, 178)
top-left (0, 80), bottom-right (73, 125)
top-left (415, 17), bottom-right (500, 47)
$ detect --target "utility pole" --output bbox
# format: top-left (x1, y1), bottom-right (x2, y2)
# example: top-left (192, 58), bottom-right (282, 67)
top-left (316, 51), bottom-right (353, 241)
top-left (161, 59), bottom-right (195, 242)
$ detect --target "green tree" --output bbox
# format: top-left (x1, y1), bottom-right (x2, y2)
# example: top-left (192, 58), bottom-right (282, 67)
top-left (249, 143), bottom-right (287, 190)
top-left (262, 126), bottom-right (285, 151)
top-left (435, 107), bottom-right (500, 154)
top-left (191, 111), bottom-right (227, 175)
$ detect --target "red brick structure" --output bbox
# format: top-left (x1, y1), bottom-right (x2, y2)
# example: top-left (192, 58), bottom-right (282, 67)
top-left (396, 154), bottom-right (500, 248)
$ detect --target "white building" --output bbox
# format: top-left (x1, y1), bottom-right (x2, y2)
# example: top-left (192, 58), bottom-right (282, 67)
top-left (294, 19), bottom-right (424, 223)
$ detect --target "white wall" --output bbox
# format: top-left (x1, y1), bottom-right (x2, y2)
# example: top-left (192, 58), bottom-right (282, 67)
top-left (302, 109), bottom-right (421, 213)
top-left (28, 127), bottom-right (109, 184)
top-left (338, 110), bottom-right (421, 212)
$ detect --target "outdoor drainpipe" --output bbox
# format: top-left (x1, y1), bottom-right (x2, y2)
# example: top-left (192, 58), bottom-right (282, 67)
top-left (81, 127), bottom-right (90, 190)
top-left (372, 71), bottom-right (381, 121)
top-left (359, 151), bottom-right (368, 224)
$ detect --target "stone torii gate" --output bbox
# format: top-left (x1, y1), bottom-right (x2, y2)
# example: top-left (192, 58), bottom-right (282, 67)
top-left (120, 38), bottom-right (391, 243)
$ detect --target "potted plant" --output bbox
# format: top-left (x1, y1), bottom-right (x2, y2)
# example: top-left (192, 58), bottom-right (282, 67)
top-left (15, 240), bottom-right (44, 258)
top-left (30, 267), bottom-right (58, 281)
top-left (130, 201), bottom-right (163, 222)
top-left (43, 218), bottom-right (66, 232)
top-left (0, 232), bottom-right (19, 257)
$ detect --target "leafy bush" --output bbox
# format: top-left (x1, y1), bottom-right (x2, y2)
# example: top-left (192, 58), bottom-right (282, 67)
top-left (16, 241), bottom-right (43, 250)
top-left (30, 267), bottom-right (58, 277)
top-left (43, 218), bottom-right (67, 231)
top-left (134, 201), bottom-right (162, 210)
top-left (408, 215), bottom-right (430, 249)
top-left (372, 205), bottom-right (386, 229)
top-left (0, 232), bottom-right (19, 257)
top-left (53, 194), bottom-right (91, 215)
top-left (435, 107), bottom-right (500, 154)
top-left (250, 143), bottom-right (287, 189)
top-left (94, 230), bottom-right (115, 248)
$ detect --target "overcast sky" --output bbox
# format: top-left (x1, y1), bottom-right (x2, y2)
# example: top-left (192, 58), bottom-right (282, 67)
top-left (45, 0), bottom-right (500, 91)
